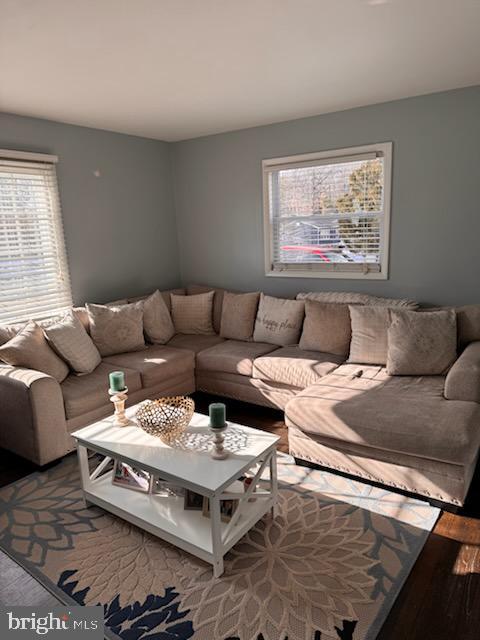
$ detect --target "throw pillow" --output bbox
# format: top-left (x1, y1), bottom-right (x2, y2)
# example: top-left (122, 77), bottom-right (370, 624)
top-left (0, 321), bottom-right (69, 382)
top-left (253, 294), bottom-right (305, 346)
top-left (44, 310), bottom-right (101, 374)
top-left (86, 302), bottom-right (145, 356)
top-left (186, 284), bottom-right (225, 333)
top-left (0, 323), bottom-right (22, 346)
top-left (387, 309), bottom-right (457, 375)
top-left (170, 291), bottom-right (215, 335)
top-left (299, 300), bottom-right (351, 356)
top-left (220, 291), bottom-right (260, 341)
top-left (348, 305), bottom-right (390, 365)
top-left (143, 290), bottom-right (175, 344)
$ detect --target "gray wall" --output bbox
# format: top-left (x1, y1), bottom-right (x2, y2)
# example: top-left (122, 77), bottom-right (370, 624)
top-left (172, 86), bottom-right (480, 306)
top-left (0, 112), bottom-right (180, 305)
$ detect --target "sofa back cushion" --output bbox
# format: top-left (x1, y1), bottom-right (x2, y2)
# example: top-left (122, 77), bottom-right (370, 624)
top-left (186, 284), bottom-right (225, 333)
top-left (456, 304), bottom-right (480, 346)
top-left (170, 291), bottom-right (215, 335)
top-left (297, 291), bottom-right (418, 310)
top-left (299, 300), bottom-right (351, 356)
top-left (387, 309), bottom-right (457, 375)
top-left (142, 290), bottom-right (175, 344)
top-left (0, 320), bottom-right (69, 382)
top-left (86, 302), bottom-right (145, 356)
top-left (253, 294), bottom-right (305, 346)
top-left (44, 310), bottom-right (101, 374)
top-left (220, 291), bottom-right (260, 341)
top-left (348, 306), bottom-right (390, 365)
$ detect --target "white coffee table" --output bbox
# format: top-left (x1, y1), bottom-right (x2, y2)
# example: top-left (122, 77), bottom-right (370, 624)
top-left (71, 406), bottom-right (279, 577)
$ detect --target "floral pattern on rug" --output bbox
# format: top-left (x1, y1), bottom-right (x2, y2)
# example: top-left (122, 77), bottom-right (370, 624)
top-left (0, 454), bottom-right (439, 640)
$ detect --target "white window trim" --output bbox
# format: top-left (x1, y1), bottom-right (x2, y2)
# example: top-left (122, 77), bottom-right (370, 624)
top-left (262, 142), bottom-right (392, 280)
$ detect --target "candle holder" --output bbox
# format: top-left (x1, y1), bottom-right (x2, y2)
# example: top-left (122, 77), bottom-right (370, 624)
top-left (210, 425), bottom-right (229, 460)
top-left (109, 387), bottom-right (133, 427)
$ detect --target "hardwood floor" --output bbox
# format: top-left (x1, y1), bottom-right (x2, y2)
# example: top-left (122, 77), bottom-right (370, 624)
top-left (0, 392), bottom-right (479, 639)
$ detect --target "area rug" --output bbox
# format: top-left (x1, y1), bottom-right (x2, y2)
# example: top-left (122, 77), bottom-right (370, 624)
top-left (0, 452), bottom-right (439, 640)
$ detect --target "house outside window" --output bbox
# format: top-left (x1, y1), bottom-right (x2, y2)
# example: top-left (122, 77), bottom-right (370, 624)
top-left (0, 149), bottom-right (72, 323)
top-left (262, 142), bottom-right (392, 279)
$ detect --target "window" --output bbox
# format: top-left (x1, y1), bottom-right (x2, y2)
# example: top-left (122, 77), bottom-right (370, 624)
top-left (0, 150), bottom-right (72, 323)
top-left (263, 142), bottom-right (392, 279)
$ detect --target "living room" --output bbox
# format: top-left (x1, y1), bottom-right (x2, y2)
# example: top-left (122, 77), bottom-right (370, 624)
top-left (0, 1), bottom-right (479, 639)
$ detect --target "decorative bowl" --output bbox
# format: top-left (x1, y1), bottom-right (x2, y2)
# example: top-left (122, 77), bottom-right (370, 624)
top-left (135, 396), bottom-right (195, 443)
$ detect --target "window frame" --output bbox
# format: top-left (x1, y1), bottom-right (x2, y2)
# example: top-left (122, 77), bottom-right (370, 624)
top-left (262, 142), bottom-right (392, 280)
top-left (0, 148), bottom-right (73, 324)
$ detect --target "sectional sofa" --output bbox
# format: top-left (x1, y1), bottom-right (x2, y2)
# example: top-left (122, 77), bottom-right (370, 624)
top-left (1, 283), bottom-right (479, 508)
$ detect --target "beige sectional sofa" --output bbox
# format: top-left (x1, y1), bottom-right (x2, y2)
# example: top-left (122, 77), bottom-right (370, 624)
top-left (1, 284), bottom-right (479, 509)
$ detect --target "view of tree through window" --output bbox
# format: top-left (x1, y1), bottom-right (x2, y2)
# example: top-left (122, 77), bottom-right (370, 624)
top-left (272, 157), bottom-right (384, 266)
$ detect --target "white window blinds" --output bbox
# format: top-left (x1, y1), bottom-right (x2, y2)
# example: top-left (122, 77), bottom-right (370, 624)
top-left (263, 143), bottom-right (392, 279)
top-left (0, 151), bottom-right (73, 323)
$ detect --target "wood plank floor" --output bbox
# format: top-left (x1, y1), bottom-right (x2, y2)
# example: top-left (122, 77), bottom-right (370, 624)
top-left (0, 391), bottom-right (479, 639)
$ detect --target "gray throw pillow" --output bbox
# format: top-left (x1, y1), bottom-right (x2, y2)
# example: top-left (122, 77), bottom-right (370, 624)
top-left (86, 302), bottom-right (145, 356)
top-left (299, 300), bottom-right (351, 356)
top-left (170, 291), bottom-right (215, 335)
top-left (253, 294), bottom-right (305, 346)
top-left (348, 306), bottom-right (390, 365)
top-left (143, 290), bottom-right (175, 344)
top-left (45, 310), bottom-right (101, 374)
top-left (0, 320), bottom-right (69, 382)
top-left (387, 309), bottom-right (457, 375)
top-left (220, 291), bottom-right (260, 341)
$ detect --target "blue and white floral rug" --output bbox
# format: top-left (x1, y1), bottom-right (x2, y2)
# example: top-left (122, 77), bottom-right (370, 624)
top-left (0, 452), bottom-right (438, 640)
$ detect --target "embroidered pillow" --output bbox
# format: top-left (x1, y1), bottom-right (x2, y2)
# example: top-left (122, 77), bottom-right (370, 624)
top-left (253, 294), bottom-right (305, 346)
top-left (143, 290), bottom-right (175, 344)
top-left (86, 302), bottom-right (145, 356)
top-left (44, 310), bottom-right (101, 374)
top-left (220, 291), bottom-right (260, 341)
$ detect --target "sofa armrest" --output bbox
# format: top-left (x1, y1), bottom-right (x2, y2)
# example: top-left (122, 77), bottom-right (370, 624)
top-left (0, 365), bottom-right (69, 465)
top-left (444, 342), bottom-right (480, 403)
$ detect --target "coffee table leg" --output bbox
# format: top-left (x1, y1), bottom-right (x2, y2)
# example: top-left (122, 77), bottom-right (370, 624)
top-left (210, 495), bottom-right (224, 578)
top-left (270, 450), bottom-right (279, 518)
top-left (77, 444), bottom-right (93, 507)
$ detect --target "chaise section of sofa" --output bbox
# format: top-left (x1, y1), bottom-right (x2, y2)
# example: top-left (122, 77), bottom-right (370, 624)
top-left (285, 363), bottom-right (480, 505)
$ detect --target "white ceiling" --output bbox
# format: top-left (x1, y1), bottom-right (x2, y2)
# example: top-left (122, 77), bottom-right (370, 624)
top-left (1, 0), bottom-right (479, 142)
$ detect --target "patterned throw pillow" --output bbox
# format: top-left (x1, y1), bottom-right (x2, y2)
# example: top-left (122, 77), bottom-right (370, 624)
top-left (142, 290), bottom-right (175, 344)
top-left (387, 309), bottom-right (457, 375)
top-left (0, 320), bottom-right (69, 382)
top-left (86, 302), bottom-right (145, 356)
top-left (348, 306), bottom-right (391, 365)
top-left (253, 294), bottom-right (305, 346)
top-left (220, 291), bottom-right (260, 341)
top-left (170, 291), bottom-right (215, 335)
top-left (44, 310), bottom-right (101, 374)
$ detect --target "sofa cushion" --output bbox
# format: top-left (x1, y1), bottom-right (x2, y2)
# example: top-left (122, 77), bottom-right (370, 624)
top-left (170, 291), bottom-right (215, 335)
top-left (103, 345), bottom-right (195, 388)
top-left (86, 302), bottom-right (145, 356)
top-left (44, 310), bottom-right (101, 374)
top-left (167, 333), bottom-right (225, 354)
top-left (285, 364), bottom-right (480, 466)
top-left (220, 291), bottom-right (260, 341)
top-left (348, 306), bottom-right (390, 365)
top-left (61, 362), bottom-right (142, 419)
top-left (387, 308), bottom-right (457, 375)
top-left (299, 300), bottom-right (351, 356)
top-left (142, 290), bottom-right (175, 345)
top-left (0, 321), bottom-right (69, 383)
top-left (197, 340), bottom-right (278, 376)
top-left (252, 346), bottom-right (344, 388)
top-left (253, 294), bottom-right (305, 346)
top-left (186, 284), bottom-right (225, 333)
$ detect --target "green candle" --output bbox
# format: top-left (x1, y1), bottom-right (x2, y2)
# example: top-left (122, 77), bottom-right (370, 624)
top-left (109, 371), bottom-right (126, 392)
top-left (209, 402), bottom-right (226, 429)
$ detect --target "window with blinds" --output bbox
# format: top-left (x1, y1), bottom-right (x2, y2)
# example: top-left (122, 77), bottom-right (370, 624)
top-left (0, 150), bottom-right (72, 324)
top-left (263, 143), bottom-right (392, 279)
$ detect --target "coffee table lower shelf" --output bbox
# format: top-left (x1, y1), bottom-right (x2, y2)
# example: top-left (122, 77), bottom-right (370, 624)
top-left (80, 463), bottom-right (277, 577)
